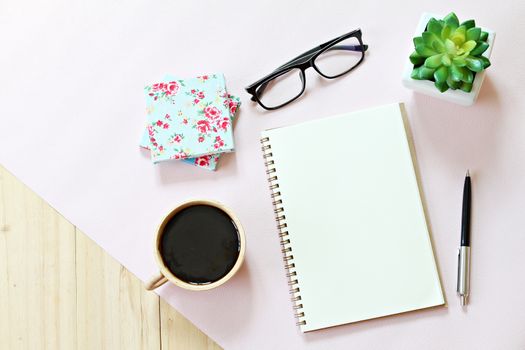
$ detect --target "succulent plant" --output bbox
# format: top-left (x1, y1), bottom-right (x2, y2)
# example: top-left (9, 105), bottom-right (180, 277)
top-left (410, 12), bottom-right (491, 93)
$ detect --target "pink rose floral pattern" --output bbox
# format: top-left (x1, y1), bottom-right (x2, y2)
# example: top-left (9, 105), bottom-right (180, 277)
top-left (186, 88), bottom-right (206, 106)
top-left (140, 74), bottom-right (241, 170)
top-left (145, 81), bottom-right (183, 102)
top-left (193, 155), bottom-right (214, 167)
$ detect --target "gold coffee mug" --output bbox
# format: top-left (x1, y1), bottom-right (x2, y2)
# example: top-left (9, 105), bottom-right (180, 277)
top-left (145, 199), bottom-right (245, 291)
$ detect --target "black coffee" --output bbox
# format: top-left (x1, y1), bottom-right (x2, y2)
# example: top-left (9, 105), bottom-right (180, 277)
top-left (160, 205), bottom-right (240, 284)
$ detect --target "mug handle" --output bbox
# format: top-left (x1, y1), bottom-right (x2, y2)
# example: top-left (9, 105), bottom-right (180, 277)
top-left (145, 272), bottom-right (168, 290)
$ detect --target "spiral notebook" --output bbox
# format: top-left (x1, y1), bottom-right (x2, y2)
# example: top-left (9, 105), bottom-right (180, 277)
top-left (261, 103), bottom-right (444, 332)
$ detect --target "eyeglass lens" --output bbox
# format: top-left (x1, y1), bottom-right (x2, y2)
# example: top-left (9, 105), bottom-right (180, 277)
top-left (314, 36), bottom-right (363, 77)
top-left (255, 68), bottom-right (304, 109)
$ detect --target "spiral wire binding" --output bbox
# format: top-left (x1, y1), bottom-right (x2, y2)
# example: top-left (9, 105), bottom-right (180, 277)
top-left (260, 137), bottom-right (306, 327)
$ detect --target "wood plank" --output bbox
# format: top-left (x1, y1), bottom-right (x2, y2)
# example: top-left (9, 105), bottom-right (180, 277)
top-left (160, 298), bottom-right (222, 350)
top-left (0, 166), bottom-right (77, 350)
top-left (75, 229), bottom-right (161, 350)
top-left (0, 163), bottom-right (221, 350)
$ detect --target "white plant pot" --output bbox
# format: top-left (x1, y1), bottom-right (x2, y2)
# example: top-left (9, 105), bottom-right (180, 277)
top-left (402, 12), bottom-right (496, 106)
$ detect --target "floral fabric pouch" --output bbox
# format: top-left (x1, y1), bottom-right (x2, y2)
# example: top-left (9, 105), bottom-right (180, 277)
top-left (140, 91), bottom-right (240, 170)
top-left (181, 93), bottom-right (239, 170)
top-left (141, 74), bottom-right (238, 167)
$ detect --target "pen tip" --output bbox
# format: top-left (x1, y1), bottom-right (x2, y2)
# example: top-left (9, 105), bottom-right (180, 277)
top-left (466, 169), bottom-right (470, 177)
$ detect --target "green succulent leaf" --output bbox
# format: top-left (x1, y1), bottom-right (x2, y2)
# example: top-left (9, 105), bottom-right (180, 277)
top-left (419, 67), bottom-right (435, 79)
top-left (466, 57), bottom-right (484, 72)
top-left (479, 31), bottom-right (489, 41)
top-left (450, 26), bottom-right (467, 46)
top-left (435, 81), bottom-right (449, 93)
top-left (409, 51), bottom-right (425, 65)
top-left (466, 27), bottom-right (481, 41)
top-left (411, 66), bottom-right (435, 80)
top-left (413, 36), bottom-right (424, 47)
top-left (422, 31), bottom-right (441, 47)
top-left (415, 44), bottom-right (437, 57)
top-left (410, 67), bottom-right (420, 79)
top-left (427, 18), bottom-right (444, 35)
top-left (452, 56), bottom-right (467, 67)
top-left (480, 56), bottom-right (491, 69)
top-left (447, 76), bottom-right (461, 90)
top-left (462, 70), bottom-right (474, 84)
top-left (444, 12), bottom-right (460, 28)
top-left (434, 66), bottom-right (448, 84)
top-left (445, 39), bottom-right (457, 54)
top-left (442, 54), bottom-right (452, 66)
top-left (450, 64), bottom-right (465, 82)
top-left (470, 41), bottom-right (489, 56)
top-left (424, 54), bottom-right (444, 68)
top-left (461, 40), bottom-right (477, 53)
top-left (461, 19), bottom-right (476, 29)
top-left (432, 39), bottom-right (445, 52)
top-left (460, 82), bottom-right (473, 92)
top-left (441, 24), bottom-right (453, 40)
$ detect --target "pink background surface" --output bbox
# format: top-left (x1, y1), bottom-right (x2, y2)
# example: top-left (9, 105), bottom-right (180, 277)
top-left (1, 0), bottom-right (524, 348)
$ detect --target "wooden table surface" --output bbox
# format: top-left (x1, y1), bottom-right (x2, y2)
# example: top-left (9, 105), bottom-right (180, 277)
top-left (0, 165), bottom-right (221, 350)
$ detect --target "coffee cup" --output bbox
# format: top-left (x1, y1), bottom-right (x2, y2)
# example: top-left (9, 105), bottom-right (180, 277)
top-left (145, 199), bottom-right (245, 291)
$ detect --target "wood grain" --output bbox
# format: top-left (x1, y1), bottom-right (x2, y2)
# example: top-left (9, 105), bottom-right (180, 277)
top-left (160, 298), bottom-right (222, 350)
top-left (0, 165), bottom-right (221, 350)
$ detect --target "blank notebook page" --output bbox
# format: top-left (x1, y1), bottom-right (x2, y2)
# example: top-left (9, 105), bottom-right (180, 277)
top-left (261, 103), bottom-right (444, 332)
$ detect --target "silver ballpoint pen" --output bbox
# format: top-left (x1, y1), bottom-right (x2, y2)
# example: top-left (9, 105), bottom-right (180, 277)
top-left (457, 170), bottom-right (471, 306)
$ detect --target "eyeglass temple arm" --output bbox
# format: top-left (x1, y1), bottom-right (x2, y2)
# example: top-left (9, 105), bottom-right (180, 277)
top-left (328, 44), bottom-right (369, 52)
top-left (254, 43), bottom-right (368, 99)
top-left (278, 44), bottom-right (368, 70)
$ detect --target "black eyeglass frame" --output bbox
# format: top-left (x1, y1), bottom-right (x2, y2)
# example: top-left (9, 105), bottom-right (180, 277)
top-left (245, 29), bottom-right (368, 110)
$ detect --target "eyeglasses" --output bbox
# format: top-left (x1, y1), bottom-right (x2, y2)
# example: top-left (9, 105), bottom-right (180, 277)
top-left (245, 29), bottom-right (368, 110)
